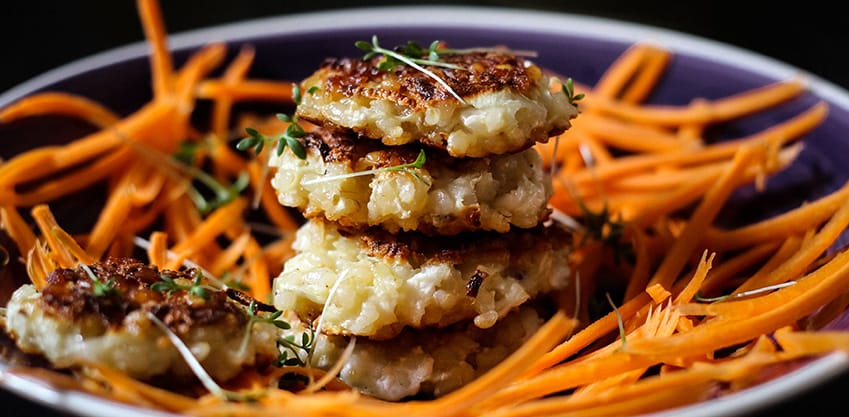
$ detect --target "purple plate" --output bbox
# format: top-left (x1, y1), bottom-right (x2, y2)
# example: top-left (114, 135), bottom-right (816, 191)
top-left (2, 5), bottom-right (849, 417)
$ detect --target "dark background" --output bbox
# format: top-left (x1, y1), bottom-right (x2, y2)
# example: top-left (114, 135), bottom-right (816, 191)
top-left (2, 1), bottom-right (848, 95)
top-left (1, 1), bottom-right (848, 416)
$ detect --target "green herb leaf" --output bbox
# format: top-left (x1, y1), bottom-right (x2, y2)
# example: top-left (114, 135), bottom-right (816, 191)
top-left (174, 140), bottom-right (203, 165)
top-left (80, 263), bottom-right (118, 297)
top-left (151, 270), bottom-right (211, 300)
top-left (573, 197), bottom-right (633, 263)
top-left (171, 139), bottom-right (250, 215)
top-left (562, 77), bottom-right (585, 108)
top-left (237, 113), bottom-right (307, 160)
top-left (236, 83), bottom-right (311, 161)
top-left (273, 320), bottom-right (315, 369)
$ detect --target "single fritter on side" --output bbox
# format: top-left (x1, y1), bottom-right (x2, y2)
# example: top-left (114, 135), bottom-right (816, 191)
top-left (3, 258), bottom-right (279, 382)
top-left (284, 302), bottom-right (552, 401)
top-left (296, 51), bottom-right (577, 158)
top-left (272, 220), bottom-right (573, 340)
top-left (269, 127), bottom-right (553, 235)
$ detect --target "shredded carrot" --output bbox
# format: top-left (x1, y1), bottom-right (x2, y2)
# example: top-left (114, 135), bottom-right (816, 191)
top-left (646, 144), bottom-right (760, 289)
top-left (645, 248), bottom-right (849, 356)
top-left (86, 180), bottom-right (134, 259)
top-left (147, 231), bottom-right (170, 268)
top-left (592, 43), bottom-right (660, 99)
top-left (167, 197), bottom-right (248, 266)
top-left (49, 226), bottom-right (97, 265)
top-left (0, 205), bottom-right (37, 257)
top-left (674, 250), bottom-right (715, 304)
top-left (0, 92), bottom-right (120, 127)
top-left (694, 240), bottom-right (781, 295)
top-left (618, 44), bottom-right (671, 103)
top-left (581, 78), bottom-right (807, 126)
top-left (523, 293), bottom-right (653, 378)
top-left (136, 0), bottom-right (174, 98)
top-left (196, 79), bottom-right (295, 103)
top-left (29, 205), bottom-right (76, 268)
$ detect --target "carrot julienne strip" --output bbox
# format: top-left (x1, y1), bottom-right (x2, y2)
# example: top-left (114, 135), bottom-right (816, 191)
top-left (0, 92), bottom-right (121, 127)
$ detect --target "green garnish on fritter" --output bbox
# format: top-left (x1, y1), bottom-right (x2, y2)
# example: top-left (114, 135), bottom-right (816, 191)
top-left (236, 84), bottom-right (312, 159)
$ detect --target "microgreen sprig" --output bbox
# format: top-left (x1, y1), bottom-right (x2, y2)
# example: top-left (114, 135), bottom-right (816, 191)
top-left (238, 300), bottom-right (293, 357)
top-left (79, 263), bottom-right (118, 297)
top-left (238, 117), bottom-right (307, 159)
top-left (576, 200), bottom-right (630, 258)
top-left (356, 35), bottom-right (466, 103)
top-left (174, 140), bottom-right (203, 165)
top-left (275, 324), bottom-right (316, 368)
top-left (115, 130), bottom-right (248, 216)
top-left (562, 77), bottom-right (585, 108)
top-left (151, 269), bottom-right (211, 300)
top-left (187, 167), bottom-right (250, 215)
top-left (169, 138), bottom-right (250, 215)
top-left (236, 85), bottom-right (311, 159)
top-left (302, 148), bottom-right (429, 186)
top-left (564, 143), bottom-right (633, 263)
top-left (358, 37), bottom-right (465, 71)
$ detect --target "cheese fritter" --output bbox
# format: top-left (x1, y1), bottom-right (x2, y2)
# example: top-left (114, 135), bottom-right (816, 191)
top-left (3, 258), bottom-right (280, 382)
top-left (296, 51), bottom-right (577, 158)
top-left (269, 127), bottom-right (553, 235)
top-left (272, 220), bottom-right (573, 340)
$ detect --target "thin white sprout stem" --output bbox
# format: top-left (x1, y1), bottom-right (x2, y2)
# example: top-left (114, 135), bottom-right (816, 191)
top-left (371, 37), bottom-right (466, 104)
top-left (734, 281), bottom-right (796, 298)
top-left (146, 312), bottom-right (228, 399)
top-left (302, 336), bottom-right (357, 394)
top-left (307, 269), bottom-right (351, 384)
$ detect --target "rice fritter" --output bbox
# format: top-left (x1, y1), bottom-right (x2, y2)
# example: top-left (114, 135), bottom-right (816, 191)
top-left (269, 127), bottom-right (553, 235)
top-left (295, 51), bottom-right (577, 158)
top-left (3, 257), bottom-right (280, 382)
top-left (273, 219), bottom-right (573, 340)
top-left (287, 301), bottom-right (553, 401)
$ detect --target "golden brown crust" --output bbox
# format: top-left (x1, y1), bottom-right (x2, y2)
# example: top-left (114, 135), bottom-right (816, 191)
top-left (301, 127), bottom-right (468, 170)
top-left (307, 51), bottom-right (537, 110)
top-left (302, 127), bottom-right (422, 168)
top-left (40, 257), bottom-right (246, 335)
top-left (336, 220), bottom-right (572, 268)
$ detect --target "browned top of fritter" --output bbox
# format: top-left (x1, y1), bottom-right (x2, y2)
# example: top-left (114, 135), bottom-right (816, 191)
top-left (335, 221), bottom-right (571, 269)
top-left (40, 257), bottom-right (247, 335)
top-left (306, 51), bottom-right (540, 109)
top-left (303, 126), bottom-right (464, 168)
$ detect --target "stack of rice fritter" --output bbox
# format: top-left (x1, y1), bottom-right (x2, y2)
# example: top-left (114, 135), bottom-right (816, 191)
top-left (269, 43), bottom-right (578, 400)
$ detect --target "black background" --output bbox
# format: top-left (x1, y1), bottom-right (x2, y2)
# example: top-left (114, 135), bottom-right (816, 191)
top-left (1, 1), bottom-right (848, 416)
